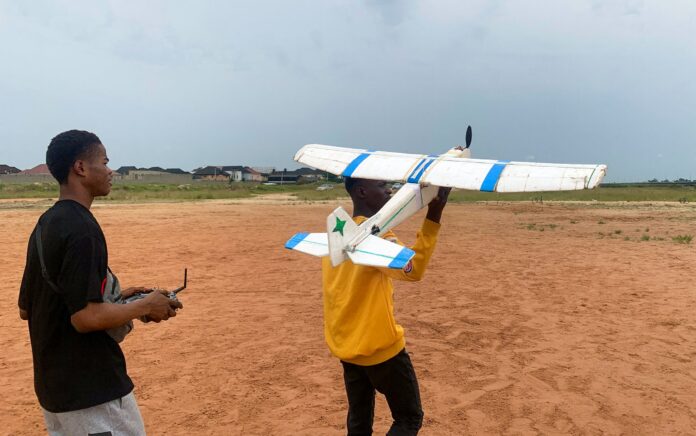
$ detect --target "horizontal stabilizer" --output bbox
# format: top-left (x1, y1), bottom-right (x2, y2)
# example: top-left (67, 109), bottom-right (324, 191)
top-left (347, 235), bottom-right (415, 269)
top-left (285, 232), bottom-right (329, 257)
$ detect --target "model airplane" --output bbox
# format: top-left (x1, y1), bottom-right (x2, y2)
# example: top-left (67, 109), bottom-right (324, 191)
top-left (285, 126), bottom-right (607, 269)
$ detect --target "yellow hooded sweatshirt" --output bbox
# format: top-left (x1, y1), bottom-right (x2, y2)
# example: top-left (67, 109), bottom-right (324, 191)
top-left (321, 216), bottom-right (441, 366)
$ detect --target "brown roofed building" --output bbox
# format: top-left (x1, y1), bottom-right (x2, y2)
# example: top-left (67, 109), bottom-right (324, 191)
top-left (242, 167), bottom-right (264, 182)
top-left (193, 166), bottom-right (230, 181)
top-left (21, 164), bottom-right (51, 175)
top-left (0, 164), bottom-right (21, 174)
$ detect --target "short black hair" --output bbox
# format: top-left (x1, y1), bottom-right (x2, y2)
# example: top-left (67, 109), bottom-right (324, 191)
top-left (46, 130), bottom-right (102, 185)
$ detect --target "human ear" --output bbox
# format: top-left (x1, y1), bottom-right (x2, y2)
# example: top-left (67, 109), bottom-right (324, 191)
top-left (72, 159), bottom-right (87, 178)
top-left (358, 186), bottom-right (368, 199)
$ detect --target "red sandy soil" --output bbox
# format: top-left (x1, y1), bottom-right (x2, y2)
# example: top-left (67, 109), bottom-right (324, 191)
top-left (1, 200), bottom-right (695, 435)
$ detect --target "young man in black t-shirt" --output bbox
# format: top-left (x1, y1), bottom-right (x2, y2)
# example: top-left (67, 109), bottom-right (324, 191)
top-left (18, 130), bottom-right (182, 435)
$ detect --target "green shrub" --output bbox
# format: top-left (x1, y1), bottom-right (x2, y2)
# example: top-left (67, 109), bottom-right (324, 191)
top-left (672, 235), bottom-right (693, 244)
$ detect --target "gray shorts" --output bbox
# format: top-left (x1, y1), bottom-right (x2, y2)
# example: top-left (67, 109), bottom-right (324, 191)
top-left (42, 392), bottom-right (145, 436)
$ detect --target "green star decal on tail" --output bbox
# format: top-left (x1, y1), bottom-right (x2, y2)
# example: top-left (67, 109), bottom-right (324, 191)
top-left (332, 217), bottom-right (346, 236)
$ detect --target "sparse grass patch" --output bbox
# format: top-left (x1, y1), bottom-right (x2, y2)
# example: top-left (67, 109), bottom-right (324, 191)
top-left (598, 220), bottom-right (605, 224)
top-left (614, 230), bottom-right (622, 235)
top-left (672, 235), bottom-right (693, 244)
top-left (0, 182), bottom-right (59, 198)
top-left (641, 234), bottom-right (651, 241)
top-left (523, 223), bottom-right (558, 232)
top-left (3, 181), bottom-right (696, 203)
top-left (447, 184), bottom-right (696, 202)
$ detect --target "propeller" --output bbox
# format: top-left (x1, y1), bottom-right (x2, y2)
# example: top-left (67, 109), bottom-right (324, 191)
top-left (465, 125), bottom-right (472, 149)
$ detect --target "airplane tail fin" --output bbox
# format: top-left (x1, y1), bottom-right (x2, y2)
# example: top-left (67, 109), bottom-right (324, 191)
top-left (286, 206), bottom-right (416, 270)
top-left (327, 207), bottom-right (356, 266)
top-left (327, 206), bottom-right (415, 269)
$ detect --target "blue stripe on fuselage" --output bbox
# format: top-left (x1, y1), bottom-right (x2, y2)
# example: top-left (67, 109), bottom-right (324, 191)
top-left (480, 161), bottom-right (510, 192)
top-left (342, 153), bottom-right (372, 177)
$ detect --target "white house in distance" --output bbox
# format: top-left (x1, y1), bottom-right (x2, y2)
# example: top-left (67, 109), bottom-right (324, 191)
top-left (242, 167), bottom-right (264, 182)
top-left (193, 166), bottom-right (267, 182)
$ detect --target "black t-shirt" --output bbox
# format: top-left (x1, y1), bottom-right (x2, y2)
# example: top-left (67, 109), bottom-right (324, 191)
top-left (18, 200), bottom-right (133, 413)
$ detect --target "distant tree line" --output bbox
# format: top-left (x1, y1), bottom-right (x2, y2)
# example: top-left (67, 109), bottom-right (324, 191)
top-left (646, 178), bottom-right (694, 184)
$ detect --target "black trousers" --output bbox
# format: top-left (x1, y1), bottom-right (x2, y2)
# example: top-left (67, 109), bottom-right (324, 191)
top-left (341, 349), bottom-right (423, 436)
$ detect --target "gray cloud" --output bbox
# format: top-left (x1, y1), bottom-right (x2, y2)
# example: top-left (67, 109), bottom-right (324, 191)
top-left (365, 0), bottom-right (411, 26)
top-left (0, 0), bottom-right (695, 181)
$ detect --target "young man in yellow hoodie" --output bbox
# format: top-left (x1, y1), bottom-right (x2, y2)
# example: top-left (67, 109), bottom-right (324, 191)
top-left (322, 177), bottom-right (450, 435)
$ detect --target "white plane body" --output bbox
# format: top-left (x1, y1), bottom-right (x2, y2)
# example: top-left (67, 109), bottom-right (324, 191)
top-left (285, 134), bottom-right (607, 269)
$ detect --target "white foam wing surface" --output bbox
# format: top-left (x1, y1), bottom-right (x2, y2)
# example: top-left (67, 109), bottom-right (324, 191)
top-left (295, 144), bottom-right (606, 192)
top-left (285, 232), bottom-right (329, 257)
top-left (295, 144), bottom-right (432, 183)
top-left (424, 159), bottom-right (607, 192)
top-left (346, 235), bottom-right (415, 269)
top-left (492, 162), bottom-right (606, 192)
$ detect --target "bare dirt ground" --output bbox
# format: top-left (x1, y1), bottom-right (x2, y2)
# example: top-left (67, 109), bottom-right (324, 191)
top-left (1, 200), bottom-right (695, 435)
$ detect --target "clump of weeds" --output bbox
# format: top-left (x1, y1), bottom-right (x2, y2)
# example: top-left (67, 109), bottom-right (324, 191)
top-left (672, 235), bottom-right (693, 244)
top-left (523, 223), bottom-right (558, 232)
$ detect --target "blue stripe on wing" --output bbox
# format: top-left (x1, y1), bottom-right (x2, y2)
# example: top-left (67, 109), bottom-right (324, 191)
top-left (285, 232), bottom-right (309, 249)
top-left (342, 153), bottom-right (372, 177)
top-left (407, 158), bottom-right (427, 182)
top-left (407, 155), bottom-right (439, 184)
top-left (387, 247), bottom-right (415, 269)
top-left (480, 161), bottom-right (510, 192)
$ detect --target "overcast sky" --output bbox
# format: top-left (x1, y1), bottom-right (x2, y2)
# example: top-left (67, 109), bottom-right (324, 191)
top-left (1, 0), bottom-right (694, 181)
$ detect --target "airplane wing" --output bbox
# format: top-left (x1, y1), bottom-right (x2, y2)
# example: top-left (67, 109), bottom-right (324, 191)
top-left (294, 144), bottom-right (606, 192)
top-left (285, 232), bottom-right (329, 257)
top-left (284, 231), bottom-right (414, 269)
top-left (346, 235), bottom-right (415, 269)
